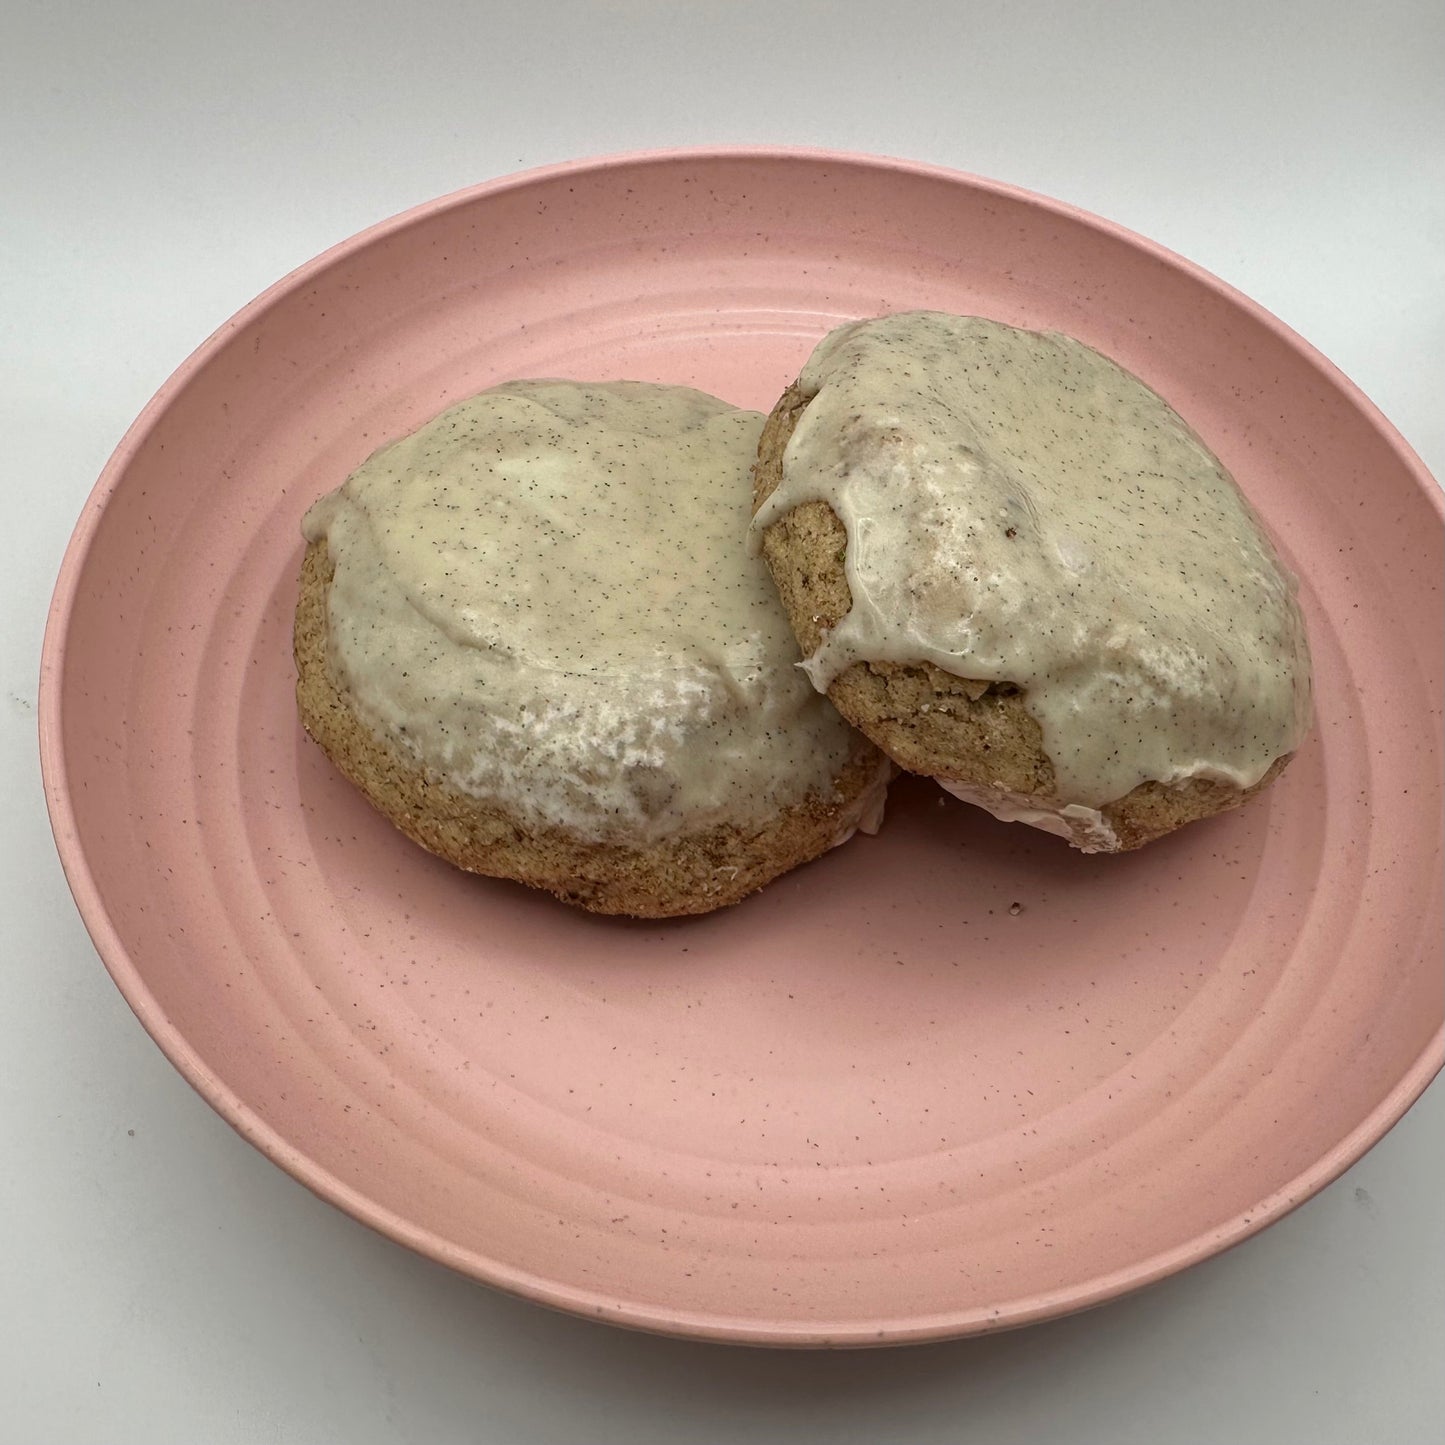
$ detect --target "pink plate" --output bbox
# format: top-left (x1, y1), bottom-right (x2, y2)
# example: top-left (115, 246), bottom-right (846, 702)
top-left (40, 149), bottom-right (1444, 1345)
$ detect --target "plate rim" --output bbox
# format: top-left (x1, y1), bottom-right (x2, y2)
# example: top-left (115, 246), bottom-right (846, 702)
top-left (38, 144), bottom-right (1445, 1345)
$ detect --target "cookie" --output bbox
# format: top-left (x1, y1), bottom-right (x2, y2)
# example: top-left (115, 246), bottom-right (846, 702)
top-left (751, 313), bottom-right (1311, 852)
top-left (297, 379), bottom-right (889, 915)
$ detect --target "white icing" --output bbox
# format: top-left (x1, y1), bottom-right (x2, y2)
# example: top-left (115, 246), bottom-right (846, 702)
top-left (937, 779), bottom-right (1119, 853)
top-left (304, 380), bottom-right (886, 845)
top-left (752, 311), bottom-right (1313, 812)
top-left (832, 759), bottom-right (894, 848)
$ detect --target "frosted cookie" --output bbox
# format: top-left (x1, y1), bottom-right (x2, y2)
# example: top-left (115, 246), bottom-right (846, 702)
top-left (297, 379), bottom-right (889, 916)
top-left (750, 312), bottom-right (1312, 852)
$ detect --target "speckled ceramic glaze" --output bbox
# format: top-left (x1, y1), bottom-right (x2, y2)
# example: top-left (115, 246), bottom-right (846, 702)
top-left (40, 150), bottom-right (1444, 1346)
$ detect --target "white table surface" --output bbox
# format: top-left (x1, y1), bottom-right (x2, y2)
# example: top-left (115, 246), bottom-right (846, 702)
top-left (3, 2), bottom-right (1441, 1441)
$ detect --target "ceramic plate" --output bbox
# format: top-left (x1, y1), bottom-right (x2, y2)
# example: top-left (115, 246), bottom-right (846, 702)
top-left (40, 149), bottom-right (1444, 1345)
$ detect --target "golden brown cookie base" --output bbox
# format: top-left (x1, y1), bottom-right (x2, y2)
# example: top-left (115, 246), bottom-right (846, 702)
top-left (294, 541), bottom-right (885, 916)
top-left (753, 382), bottom-right (1290, 852)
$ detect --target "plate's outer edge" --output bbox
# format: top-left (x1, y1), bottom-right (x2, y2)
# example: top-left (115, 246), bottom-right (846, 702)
top-left (38, 146), bottom-right (1445, 1347)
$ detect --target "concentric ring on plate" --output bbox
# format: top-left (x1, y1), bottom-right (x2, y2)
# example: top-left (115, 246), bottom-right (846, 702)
top-left (40, 148), bottom-right (1444, 1345)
